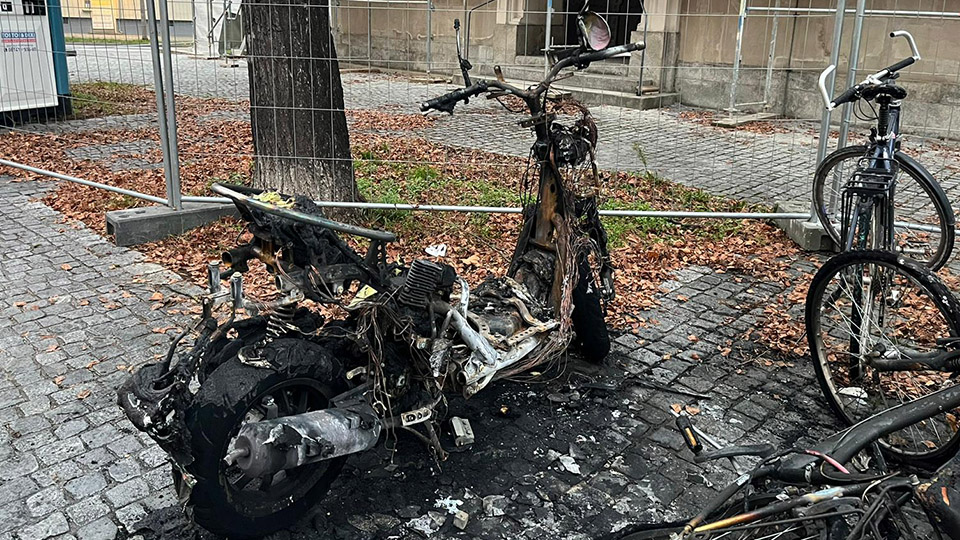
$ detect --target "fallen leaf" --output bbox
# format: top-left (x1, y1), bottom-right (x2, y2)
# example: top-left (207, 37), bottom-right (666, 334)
top-left (60, 263), bottom-right (72, 271)
top-left (149, 292), bottom-right (164, 301)
top-left (14, 301), bottom-right (25, 307)
top-left (78, 299), bottom-right (89, 306)
top-left (687, 334), bottom-right (699, 343)
top-left (53, 376), bottom-right (65, 386)
top-left (670, 403), bottom-right (682, 414)
top-left (462, 254), bottom-right (481, 266)
top-left (45, 344), bottom-right (59, 352)
top-left (152, 326), bottom-right (177, 334)
top-left (85, 360), bottom-right (100, 369)
top-left (684, 405), bottom-right (701, 416)
top-left (76, 389), bottom-right (91, 400)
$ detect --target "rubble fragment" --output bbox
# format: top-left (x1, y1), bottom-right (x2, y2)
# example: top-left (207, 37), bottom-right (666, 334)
top-left (453, 510), bottom-right (469, 530)
top-left (482, 495), bottom-right (508, 517)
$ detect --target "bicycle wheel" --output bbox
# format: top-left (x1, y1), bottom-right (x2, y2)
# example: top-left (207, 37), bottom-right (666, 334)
top-left (806, 250), bottom-right (960, 467)
top-left (813, 145), bottom-right (955, 270)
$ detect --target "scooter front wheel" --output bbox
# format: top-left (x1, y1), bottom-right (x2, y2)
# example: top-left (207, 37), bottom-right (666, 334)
top-left (182, 338), bottom-right (348, 539)
top-left (572, 260), bottom-right (610, 363)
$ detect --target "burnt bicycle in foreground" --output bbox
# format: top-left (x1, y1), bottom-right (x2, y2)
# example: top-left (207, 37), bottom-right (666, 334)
top-left (614, 380), bottom-right (960, 540)
top-left (117, 9), bottom-right (644, 538)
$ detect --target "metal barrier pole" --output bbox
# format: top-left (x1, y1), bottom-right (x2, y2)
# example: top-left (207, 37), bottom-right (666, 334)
top-left (544, 0), bottom-right (553, 72)
top-left (0, 159), bottom-right (169, 205)
top-left (838, 0), bottom-right (866, 151)
top-left (426, 0), bottom-right (433, 72)
top-left (728, 0), bottom-right (748, 113)
top-left (157, 0), bottom-right (184, 210)
top-left (761, 0), bottom-right (780, 108)
top-left (178, 194), bottom-right (812, 220)
top-left (815, 0), bottom-right (847, 166)
top-left (145, 0), bottom-right (177, 210)
top-left (811, 0), bottom-right (847, 224)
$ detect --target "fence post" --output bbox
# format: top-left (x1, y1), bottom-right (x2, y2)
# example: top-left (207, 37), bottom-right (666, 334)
top-left (810, 0), bottom-right (847, 224)
top-left (838, 0), bottom-right (866, 151)
top-left (544, 0), bottom-right (553, 72)
top-left (728, 0), bottom-right (747, 113)
top-left (157, 0), bottom-right (183, 210)
top-left (426, 0), bottom-right (433, 72)
top-left (145, 0), bottom-right (180, 210)
top-left (761, 0), bottom-right (780, 108)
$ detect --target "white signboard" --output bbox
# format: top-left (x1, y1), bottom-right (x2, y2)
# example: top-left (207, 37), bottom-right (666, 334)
top-left (0, 0), bottom-right (58, 113)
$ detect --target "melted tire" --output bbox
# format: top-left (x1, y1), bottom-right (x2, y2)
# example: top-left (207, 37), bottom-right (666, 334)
top-left (572, 263), bottom-right (610, 363)
top-left (183, 338), bottom-right (347, 539)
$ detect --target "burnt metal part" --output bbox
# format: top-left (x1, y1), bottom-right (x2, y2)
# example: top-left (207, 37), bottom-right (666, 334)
top-left (399, 259), bottom-right (446, 308)
top-left (228, 399), bottom-right (382, 479)
top-left (918, 455), bottom-right (960, 539)
top-left (214, 183), bottom-right (394, 296)
top-left (211, 183), bottom-right (396, 242)
top-left (551, 122), bottom-right (592, 168)
top-left (450, 417), bottom-right (475, 447)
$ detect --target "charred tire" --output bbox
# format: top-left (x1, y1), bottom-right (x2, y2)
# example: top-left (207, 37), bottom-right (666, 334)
top-left (183, 338), bottom-right (347, 539)
top-left (572, 261), bottom-right (610, 363)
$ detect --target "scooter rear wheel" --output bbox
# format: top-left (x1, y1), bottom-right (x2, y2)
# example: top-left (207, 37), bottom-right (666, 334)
top-left (183, 338), bottom-right (347, 539)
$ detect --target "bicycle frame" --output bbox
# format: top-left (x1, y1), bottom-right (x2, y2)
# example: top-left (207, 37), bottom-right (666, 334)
top-left (663, 384), bottom-right (960, 540)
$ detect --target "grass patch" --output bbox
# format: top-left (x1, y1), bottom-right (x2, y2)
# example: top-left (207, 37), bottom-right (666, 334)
top-left (65, 37), bottom-right (151, 45)
top-left (600, 200), bottom-right (672, 247)
top-left (68, 81), bottom-right (153, 119)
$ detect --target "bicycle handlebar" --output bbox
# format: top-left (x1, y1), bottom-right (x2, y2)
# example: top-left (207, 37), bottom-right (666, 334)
top-left (818, 30), bottom-right (921, 111)
top-left (420, 41), bottom-right (645, 114)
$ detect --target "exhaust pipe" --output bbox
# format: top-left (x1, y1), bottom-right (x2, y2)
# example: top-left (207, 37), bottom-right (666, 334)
top-left (226, 404), bottom-right (381, 478)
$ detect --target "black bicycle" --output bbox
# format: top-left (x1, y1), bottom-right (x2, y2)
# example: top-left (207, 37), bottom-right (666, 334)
top-left (813, 31), bottom-right (954, 270)
top-left (612, 381), bottom-right (960, 540)
top-left (806, 249), bottom-right (960, 468)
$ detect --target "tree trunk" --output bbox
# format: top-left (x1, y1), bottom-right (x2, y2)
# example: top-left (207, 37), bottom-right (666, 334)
top-left (243, 0), bottom-right (356, 206)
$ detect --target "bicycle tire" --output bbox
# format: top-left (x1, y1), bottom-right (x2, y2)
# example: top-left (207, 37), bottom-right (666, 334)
top-left (806, 250), bottom-right (960, 468)
top-left (812, 145), bottom-right (955, 270)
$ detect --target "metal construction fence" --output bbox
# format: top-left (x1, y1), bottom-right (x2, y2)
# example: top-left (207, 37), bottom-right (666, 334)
top-left (1, 0), bottom-right (960, 226)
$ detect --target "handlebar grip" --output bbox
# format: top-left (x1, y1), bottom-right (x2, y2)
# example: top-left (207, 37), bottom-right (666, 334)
top-left (676, 415), bottom-right (703, 454)
top-left (831, 84), bottom-right (861, 109)
top-left (420, 82), bottom-right (488, 113)
top-left (882, 56), bottom-right (916, 75)
top-left (420, 87), bottom-right (469, 113)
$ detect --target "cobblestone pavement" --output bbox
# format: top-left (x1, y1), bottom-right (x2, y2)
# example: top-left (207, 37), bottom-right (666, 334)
top-left (0, 173), bottom-right (845, 538)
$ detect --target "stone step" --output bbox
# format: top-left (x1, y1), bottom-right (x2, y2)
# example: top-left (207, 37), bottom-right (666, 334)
top-left (494, 63), bottom-right (646, 95)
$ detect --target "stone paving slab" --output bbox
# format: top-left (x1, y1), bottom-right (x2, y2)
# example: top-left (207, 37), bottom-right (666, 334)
top-left (0, 177), bottom-right (202, 540)
top-left (0, 175), bottom-right (844, 539)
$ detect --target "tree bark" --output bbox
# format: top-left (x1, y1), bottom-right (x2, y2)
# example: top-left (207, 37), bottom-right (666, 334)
top-left (243, 0), bottom-right (356, 206)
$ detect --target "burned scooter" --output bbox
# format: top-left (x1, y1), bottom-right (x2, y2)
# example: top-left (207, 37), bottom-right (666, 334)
top-left (118, 9), bottom-right (644, 538)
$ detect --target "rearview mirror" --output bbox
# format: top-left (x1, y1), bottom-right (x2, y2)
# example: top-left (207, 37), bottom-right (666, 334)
top-left (578, 11), bottom-right (611, 51)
